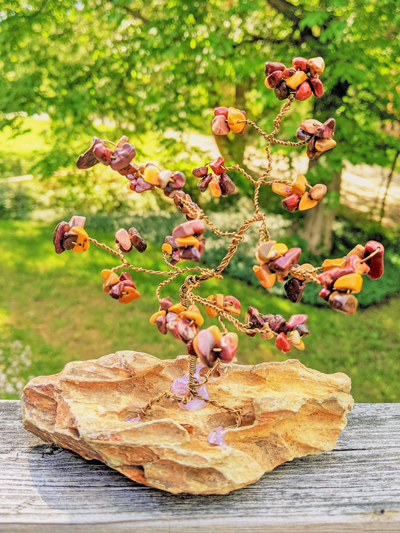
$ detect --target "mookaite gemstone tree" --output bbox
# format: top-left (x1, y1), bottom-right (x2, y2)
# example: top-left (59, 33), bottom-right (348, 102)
top-left (53, 55), bottom-right (384, 429)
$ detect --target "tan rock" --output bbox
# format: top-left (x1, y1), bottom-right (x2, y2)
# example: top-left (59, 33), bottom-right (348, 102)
top-left (21, 351), bottom-right (353, 494)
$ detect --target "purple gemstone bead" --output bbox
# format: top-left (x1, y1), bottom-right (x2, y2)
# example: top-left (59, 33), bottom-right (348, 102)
top-left (176, 318), bottom-right (198, 342)
top-left (208, 426), bottom-right (228, 448)
top-left (219, 174), bottom-right (235, 196)
top-left (198, 174), bottom-right (213, 192)
top-left (169, 171), bottom-right (186, 189)
top-left (109, 282), bottom-right (125, 300)
top-left (284, 278), bottom-right (306, 303)
top-left (180, 246), bottom-right (201, 262)
top-left (287, 314), bottom-right (308, 329)
top-left (160, 297), bottom-right (173, 311)
top-left (294, 324), bottom-right (311, 336)
top-left (245, 307), bottom-right (264, 329)
top-left (156, 314), bottom-right (167, 335)
top-left (269, 248), bottom-right (302, 273)
top-left (172, 363), bottom-right (209, 410)
top-left (193, 330), bottom-right (217, 367)
top-left (317, 267), bottom-right (356, 288)
top-left (165, 235), bottom-right (179, 250)
top-left (268, 314), bottom-right (288, 333)
top-left (110, 143), bottom-right (136, 171)
top-left (192, 166), bottom-right (209, 178)
top-left (296, 128), bottom-right (313, 142)
top-left (135, 177), bottom-right (153, 193)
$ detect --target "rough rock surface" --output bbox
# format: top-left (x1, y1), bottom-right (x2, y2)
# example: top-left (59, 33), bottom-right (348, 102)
top-left (21, 351), bottom-right (354, 494)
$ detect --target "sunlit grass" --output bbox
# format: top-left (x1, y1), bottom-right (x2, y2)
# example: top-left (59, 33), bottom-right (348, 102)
top-left (1, 220), bottom-right (399, 402)
top-left (0, 117), bottom-right (52, 155)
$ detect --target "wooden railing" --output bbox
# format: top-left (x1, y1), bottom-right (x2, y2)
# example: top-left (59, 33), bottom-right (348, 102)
top-left (1, 400), bottom-right (399, 532)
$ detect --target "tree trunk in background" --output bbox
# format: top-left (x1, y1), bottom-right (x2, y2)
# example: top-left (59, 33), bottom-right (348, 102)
top-left (379, 149), bottom-right (399, 224)
top-left (300, 79), bottom-right (350, 254)
top-left (300, 168), bottom-right (342, 254)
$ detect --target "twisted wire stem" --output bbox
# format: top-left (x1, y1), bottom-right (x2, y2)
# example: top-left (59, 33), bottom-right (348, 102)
top-left (141, 355), bottom-right (241, 428)
top-left (90, 96), bottom-right (323, 430)
top-left (225, 164), bottom-right (257, 185)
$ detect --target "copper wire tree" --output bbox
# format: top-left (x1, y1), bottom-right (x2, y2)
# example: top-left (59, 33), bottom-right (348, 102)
top-left (53, 55), bottom-right (385, 428)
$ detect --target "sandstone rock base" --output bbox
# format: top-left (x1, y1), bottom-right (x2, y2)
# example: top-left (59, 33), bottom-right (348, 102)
top-left (21, 351), bottom-right (354, 494)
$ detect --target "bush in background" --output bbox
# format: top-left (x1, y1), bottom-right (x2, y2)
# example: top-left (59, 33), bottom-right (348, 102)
top-left (1, 177), bottom-right (399, 309)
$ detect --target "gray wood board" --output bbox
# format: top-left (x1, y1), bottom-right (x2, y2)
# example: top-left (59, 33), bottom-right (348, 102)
top-left (0, 400), bottom-right (399, 532)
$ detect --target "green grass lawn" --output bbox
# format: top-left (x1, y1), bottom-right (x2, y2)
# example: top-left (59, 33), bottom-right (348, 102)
top-left (1, 219), bottom-right (399, 402)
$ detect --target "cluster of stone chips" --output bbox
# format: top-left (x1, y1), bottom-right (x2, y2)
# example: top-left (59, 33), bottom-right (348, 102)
top-left (253, 241), bottom-right (302, 288)
top-left (193, 327), bottom-right (238, 367)
top-left (253, 240), bottom-right (317, 303)
top-left (101, 270), bottom-right (140, 304)
top-left (265, 56), bottom-right (325, 101)
top-left (149, 297), bottom-right (239, 367)
top-left (150, 298), bottom-right (199, 337)
top-left (162, 219), bottom-right (206, 264)
top-left (272, 174), bottom-right (327, 213)
top-left (76, 134), bottom-right (186, 198)
top-left (211, 107), bottom-right (247, 136)
top-left (296, 118), bottom-right (337, 160)
top-left (127, 165), bottom-right (186, 198)
top-left (115, 227), bottom-right (147, 253)
top-left (204, 294), bottom-right (241, 318)
top-left (77, 135), bottom-right (136, 173)
top-left (245, 307), bottom-right (310, 352)
top-left (53, 216), bottom-right (89, 254)
top-left (172, 191), bottom-right (201, 221)
top-left (192, 157), bottom-right (235, 198)
top-left (318, 241), bottom-right (385, 315)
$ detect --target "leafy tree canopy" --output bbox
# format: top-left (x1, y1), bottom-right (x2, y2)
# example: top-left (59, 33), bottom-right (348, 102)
top-left (0, 0), bottom-right (399, 177)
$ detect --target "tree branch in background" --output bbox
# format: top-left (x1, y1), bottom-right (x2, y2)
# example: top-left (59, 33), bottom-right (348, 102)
top-left (266, 0), bottom-right (301, 24)
top-left (122, 6), bottom-right (149, 24)
top-left (233, 35), bottom-right (293, 48)
top-left (265, 0), bottom-right (319, 42)
top-left (29, 0), bottom-right (50, 18)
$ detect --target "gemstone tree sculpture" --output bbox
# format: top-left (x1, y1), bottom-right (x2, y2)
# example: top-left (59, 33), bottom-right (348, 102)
top-left (53, 55), bottom-right (385, 428)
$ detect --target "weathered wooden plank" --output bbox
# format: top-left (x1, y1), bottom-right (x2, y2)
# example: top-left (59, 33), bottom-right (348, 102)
top-left (0, 400), bottom-right (399, 533)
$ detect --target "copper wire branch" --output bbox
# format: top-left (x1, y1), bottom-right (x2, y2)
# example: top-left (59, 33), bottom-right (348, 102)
top-left (88, 97), bottom-right (323, 428)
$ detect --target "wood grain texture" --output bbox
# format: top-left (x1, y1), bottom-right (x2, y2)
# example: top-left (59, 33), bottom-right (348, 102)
top-left (0, 400), bottom-right (399, 533)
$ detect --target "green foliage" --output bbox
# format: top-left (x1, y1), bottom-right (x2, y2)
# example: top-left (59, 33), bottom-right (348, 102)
top-left (0, 1), bottom-right (399, 409)
top-left (202, 212), bottom-right (400, 308)
top-left (2, 172), bottom-right (399, 308)
top-left (1, 0), bottom-right (399, 262)
top-left (1, 219), bottom-right (399, 402)
top-left (0, 183), bottom-right (34, 219)
top-left (1, 0), bottom-right (400, 177)
top-left (1, 0), bottom-right (400, 255)
top-left (0, 174), bottom-right (161, 219)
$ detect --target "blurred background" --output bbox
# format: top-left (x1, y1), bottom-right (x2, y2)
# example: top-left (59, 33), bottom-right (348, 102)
top-left (0, 0), bottom-right (399, 402)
